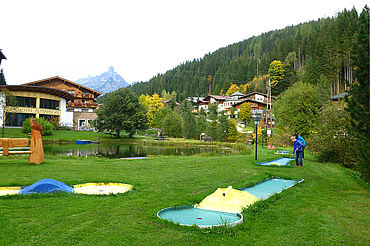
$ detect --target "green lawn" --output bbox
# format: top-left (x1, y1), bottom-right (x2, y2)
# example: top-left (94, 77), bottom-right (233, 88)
top-left (0, 148), bottom-right (368, 245)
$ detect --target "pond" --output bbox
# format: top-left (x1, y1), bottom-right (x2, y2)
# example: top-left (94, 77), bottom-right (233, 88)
top-left (43, 142), bottom-right (242, 158)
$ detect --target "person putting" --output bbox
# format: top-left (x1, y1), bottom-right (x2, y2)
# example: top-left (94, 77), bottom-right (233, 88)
top-left (294, 133), bottom-right (306, 159)
top-left (291, 135), bottom-right (303, 167)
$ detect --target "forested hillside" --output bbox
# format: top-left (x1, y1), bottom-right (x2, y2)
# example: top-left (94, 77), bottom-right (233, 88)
top-left (129, 7), bottom-right (361, 100)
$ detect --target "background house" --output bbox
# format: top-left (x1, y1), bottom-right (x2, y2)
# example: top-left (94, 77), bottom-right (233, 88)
top-left (196, 95), bottom-right (231, 113)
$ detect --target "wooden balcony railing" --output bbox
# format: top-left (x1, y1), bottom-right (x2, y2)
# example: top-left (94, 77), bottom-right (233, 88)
top-left (72, 94), bottom-right (94, 98)
top-left (66, 102), bottom-right (98, 108)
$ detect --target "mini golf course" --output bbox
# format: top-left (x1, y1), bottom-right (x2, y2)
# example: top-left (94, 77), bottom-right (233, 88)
top-left (158, 178), bottom-right (303, 228)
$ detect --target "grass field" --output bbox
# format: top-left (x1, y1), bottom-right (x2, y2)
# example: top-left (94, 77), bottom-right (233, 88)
top-left (0, 147), bottom-right (368, 245)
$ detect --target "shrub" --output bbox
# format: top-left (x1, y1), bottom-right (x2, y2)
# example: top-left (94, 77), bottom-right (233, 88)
top-left (182, 111), bottom-right (197, 139)
top-left (270, 127), bottom-right (294, 147)
top-left (273, 81), bottom-right (323, 137)
top-left (226, 120), bottom-right (239, 142)
top-left (309, 103), bottom-right (357, 168)
top-left (22, 118), bottom-right (53, 136)
top-left (162, 111), bottom-right (183, 138)
top-left (195, 115), bottom-right (208, 140)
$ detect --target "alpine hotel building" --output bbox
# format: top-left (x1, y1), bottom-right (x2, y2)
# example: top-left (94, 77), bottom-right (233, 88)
top-left (0, 76), bottom-right (101, 130)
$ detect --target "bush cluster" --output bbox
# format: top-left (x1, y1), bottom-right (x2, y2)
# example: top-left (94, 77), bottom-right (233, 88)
top-left (22, 118), bottom-right (53, 136)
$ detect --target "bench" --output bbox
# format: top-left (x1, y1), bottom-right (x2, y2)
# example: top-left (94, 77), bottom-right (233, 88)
top-left (0, 138), bottom-right (32, 156)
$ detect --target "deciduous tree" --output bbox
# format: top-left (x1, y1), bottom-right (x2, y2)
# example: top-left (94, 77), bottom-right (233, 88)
top-left (273, 81), bottom-right (321, 137)
top-left (225, 84), bottom-right (238, 96)
top-left (146, 93), bottom-right (164, 127)
top-left (95, 88), bottom-right (147, 138)
top-left (226, 120), bottom-right (239, 142)
top-left (268, 60), bottom-right (285, 87)
top-left (239, 103), bottom-right (252, 123)
top-left (162, 110), bottom-right (183, 138)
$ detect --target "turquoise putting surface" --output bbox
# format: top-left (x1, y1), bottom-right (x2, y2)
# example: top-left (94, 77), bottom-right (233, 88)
top-left (158, 178), bottom-right (303, 227)
top-left (240, 178), bottom-right (300, 200)
top-left (258, 157), bottom-right (294, 166)
top-left (158, 206), bottom-right (241, 227)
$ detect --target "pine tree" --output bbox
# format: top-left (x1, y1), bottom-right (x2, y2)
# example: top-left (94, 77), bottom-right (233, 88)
top-left (345, 6), bottom-right (370, 179)
top-left (0, 69), bottom-right (6, 85)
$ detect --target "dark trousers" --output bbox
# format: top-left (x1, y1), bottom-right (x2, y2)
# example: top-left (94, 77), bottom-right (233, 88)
top-left (295, 151), bottom-right (303, 166)
top-left (302, 146), bottom-right (305, 158)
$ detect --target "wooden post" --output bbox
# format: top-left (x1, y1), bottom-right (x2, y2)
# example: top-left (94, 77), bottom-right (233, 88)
top-left (2, 138), bottom-right (9, 156)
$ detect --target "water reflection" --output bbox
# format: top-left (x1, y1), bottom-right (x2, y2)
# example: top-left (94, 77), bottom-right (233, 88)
top-left (44, 142), bottom-right (239, 158)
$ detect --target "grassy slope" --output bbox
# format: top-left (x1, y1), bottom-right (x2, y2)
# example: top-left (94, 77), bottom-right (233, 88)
top-left (0, 149), bottom-right (368, 245)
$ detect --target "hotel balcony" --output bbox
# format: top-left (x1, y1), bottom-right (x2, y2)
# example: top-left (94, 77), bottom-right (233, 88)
top-left (67, 102), bottom-right (98, 108)
top-left (72, 93), bottom-right (94, 99)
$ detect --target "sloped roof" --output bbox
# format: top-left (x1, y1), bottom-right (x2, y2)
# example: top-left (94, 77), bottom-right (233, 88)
top-left (203, 95), bottom-right (231, 101)
top-left (0, 50), bottom-right (6, 59)
top-left (0, 49), bottom-right (6, 65)
top-left (330, 92), bottom-right (348, 101)
top-left (0, 85), bottom-right (75, 101)
top-left (230, 91), bottom-right (245, 97)
top-left (22, 76), bottom-right (102, 96)
top-left (241, 91), bottom-right (275, 99)
top-left (233, 98), bottom-right (267, 107)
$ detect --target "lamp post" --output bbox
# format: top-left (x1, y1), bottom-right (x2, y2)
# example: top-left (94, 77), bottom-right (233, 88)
top-left (254, 115), bottom-right (261, 161)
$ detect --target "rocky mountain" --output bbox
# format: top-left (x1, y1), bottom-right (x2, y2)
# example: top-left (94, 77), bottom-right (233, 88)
top-left (76, 66), bottom-right (129, 94)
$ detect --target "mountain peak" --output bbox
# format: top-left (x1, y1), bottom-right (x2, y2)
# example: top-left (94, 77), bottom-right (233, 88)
top-left (76, 67), bottom-right (129, 94)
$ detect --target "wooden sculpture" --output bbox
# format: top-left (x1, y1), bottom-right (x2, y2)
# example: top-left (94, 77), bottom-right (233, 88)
top-left (28, 118), bottom-right (44, 164)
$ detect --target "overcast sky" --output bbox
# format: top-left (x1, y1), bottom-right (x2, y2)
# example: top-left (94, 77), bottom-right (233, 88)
top-left (1, 0), bottom-right (368, 85)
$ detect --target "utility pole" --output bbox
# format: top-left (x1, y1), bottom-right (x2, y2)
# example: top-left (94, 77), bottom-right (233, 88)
top-left (269, 78), bottom-right (273, 136)
top-left (265, 78), bottom-right (272, 138)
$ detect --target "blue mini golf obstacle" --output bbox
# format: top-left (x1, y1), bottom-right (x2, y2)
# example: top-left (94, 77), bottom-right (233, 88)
top-left (0, 179), bottom-right (133, 196)
top-left (19, 179), bottom-right (74, 194)
top-left (257, 157), bottom-right (294, 166)
top-left (157, 178), bottom-right (303, 228)
top-left (75, 140), bottom-right (90, 144)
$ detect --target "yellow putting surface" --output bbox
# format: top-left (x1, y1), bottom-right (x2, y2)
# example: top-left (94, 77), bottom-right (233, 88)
top-left (194, 186), bottom-right (259, 213)
top-left (73, 183), bottom-right (133, 195)
top-left (0, 187), bottom-right (21, 196)
top-left (268, 162), bottom-right (281, 165)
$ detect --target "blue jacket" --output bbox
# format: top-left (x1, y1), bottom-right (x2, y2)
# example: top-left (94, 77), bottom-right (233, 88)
top-left (298, 135), bottom-right (306, 146)
top-left (293, 140), bottom-right (303, 154)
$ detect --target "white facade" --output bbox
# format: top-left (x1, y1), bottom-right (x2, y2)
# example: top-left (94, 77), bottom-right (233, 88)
top-left (209, 98), bottom-right (217, 104)
top-left (223, 99), bottom-right (242, 113)
top-left (60, 98), bottom-right (74, 127)
top-left (255, 94), bottom-right (265, 102)
top-left (198, 104), bottom-right (208, 112)
top-left (0, 93), bottom-right (74, 128)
